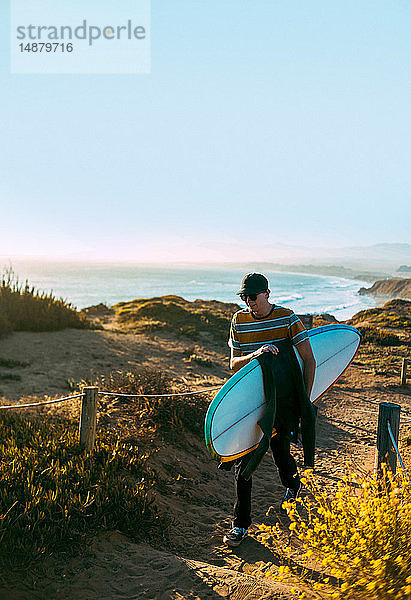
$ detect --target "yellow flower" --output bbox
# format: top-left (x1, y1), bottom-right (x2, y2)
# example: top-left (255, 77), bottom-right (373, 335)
top-left (278, 565), bottom-right (290, 574)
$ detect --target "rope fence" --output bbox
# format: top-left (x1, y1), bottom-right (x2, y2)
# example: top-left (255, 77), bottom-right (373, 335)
top-left (387, 420), bottom-right (411, 482)
top-left (98, 386), bottom-right (220, 398)
top-left (0, 382), bottom-right (409, 465)
top-left (0, 385), bottom-right (220, 451)
top-left (323, 395), bottom-right (411, 423)
top-left (0, 393), bottom-right (84, 410)
top-left (325, 411), bottom-right (411, 425)
top-left (375, 402), bottom-right (411, 481)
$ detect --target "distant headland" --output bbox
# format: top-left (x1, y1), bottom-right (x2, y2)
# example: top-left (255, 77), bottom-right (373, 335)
top-left (359, 278), bottom-right (411, 301)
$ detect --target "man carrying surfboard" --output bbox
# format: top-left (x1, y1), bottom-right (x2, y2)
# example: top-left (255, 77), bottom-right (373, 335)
top-left (223, 272), bottom-right (316, 547)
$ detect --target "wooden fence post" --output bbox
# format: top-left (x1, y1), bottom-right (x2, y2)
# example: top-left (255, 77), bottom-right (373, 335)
top-left (375, 402), bottom-right (401, 475)
top-left (401, 358), bottom-right (409, 386)
top-left (79, 386), bottom-right (98, 451)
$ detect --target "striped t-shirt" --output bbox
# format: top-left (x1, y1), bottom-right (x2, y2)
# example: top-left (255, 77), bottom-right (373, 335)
top-left (228, 305), bottom-right (308, 354)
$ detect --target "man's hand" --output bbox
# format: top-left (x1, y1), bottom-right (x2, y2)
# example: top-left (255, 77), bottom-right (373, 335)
top-left (252, 344), bottom-right (279, 358)
top-left (230, 344), bottom-right (279, 372)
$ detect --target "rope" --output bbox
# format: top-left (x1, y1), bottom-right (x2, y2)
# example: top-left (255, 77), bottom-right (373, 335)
top-left (322, 390), bottom-right (411, 420)
top-left (387, 420), bottom-right (411, 482)
top-left (98, 386), bottom-right (220, 398)
top-left (324, 410), bottom-right (411, 425)
top-left (0, 386), bottom-right (220, 411)
top-left (0, 393), bottom-right (84, 410)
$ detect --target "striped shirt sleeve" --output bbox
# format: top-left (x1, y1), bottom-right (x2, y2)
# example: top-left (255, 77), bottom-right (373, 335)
top-left (228, 315), bottom-right (242, 351)
top-left (288, 312), bottom-right (308, 346)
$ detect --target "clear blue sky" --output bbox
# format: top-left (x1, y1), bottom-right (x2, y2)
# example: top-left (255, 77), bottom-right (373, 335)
top-left (1, 1), bottom-right (410, 262)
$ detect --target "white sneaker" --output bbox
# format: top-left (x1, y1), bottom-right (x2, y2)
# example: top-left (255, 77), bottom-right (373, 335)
top-left (223, 527), bottom-right (248, 548)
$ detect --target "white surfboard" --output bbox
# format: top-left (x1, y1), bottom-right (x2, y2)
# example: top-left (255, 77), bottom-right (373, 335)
top-left (204, 324), bottom-right (361, 461)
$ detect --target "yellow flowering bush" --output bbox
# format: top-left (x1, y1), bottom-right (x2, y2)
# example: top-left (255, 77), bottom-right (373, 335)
top-left (260, 467), bottom-right (411, 599)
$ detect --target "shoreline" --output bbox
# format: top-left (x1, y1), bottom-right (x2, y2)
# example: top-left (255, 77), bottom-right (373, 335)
top-left (2, 260), bottom-right (382, 320)
top-left (6, 259), bottom-right (410, 319)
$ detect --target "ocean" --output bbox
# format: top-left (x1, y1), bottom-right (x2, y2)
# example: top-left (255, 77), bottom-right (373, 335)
top-left (5, 261), bottom-right (377, 320)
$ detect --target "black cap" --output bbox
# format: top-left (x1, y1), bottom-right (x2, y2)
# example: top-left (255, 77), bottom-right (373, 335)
top-left (236, 273), bottom-right (269, 295)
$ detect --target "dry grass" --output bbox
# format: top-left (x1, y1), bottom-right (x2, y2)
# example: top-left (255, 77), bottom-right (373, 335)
top-left (356, 326), bottom-right (407, 347)
top-left (348, 299), bottom-right (411, 332)
top-left (112, 295), bottom-right (239, 343)
top-left (0, 268), bottom-right (87, 335)
top-left (71, 368), bottom-right (210, 441)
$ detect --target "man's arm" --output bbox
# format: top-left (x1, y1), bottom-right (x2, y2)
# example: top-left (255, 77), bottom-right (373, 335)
top-left (230, 345), bottom-right (279, 372)
top-left (295, 339), bottom-right (316, 398)
top-left (230, 348), bottom-right (251, 372)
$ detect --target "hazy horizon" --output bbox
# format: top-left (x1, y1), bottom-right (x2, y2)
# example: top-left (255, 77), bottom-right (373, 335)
top-left (1, 241), bottom-right (410, 270)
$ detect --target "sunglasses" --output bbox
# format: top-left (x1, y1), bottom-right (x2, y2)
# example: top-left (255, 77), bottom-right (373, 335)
top-left (239, 291), bottom-right (266, 302)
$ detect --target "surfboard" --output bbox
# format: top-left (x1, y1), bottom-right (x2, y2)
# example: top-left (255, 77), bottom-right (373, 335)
top-left (204, 324), bottom-right (361, 462)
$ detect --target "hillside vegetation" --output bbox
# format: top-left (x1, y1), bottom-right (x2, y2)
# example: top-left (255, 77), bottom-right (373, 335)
top-left (347, 299), bottom-right (410, 350)
top-left (348, 299), bottom-right (410, 334)
top-left (111, 295), bottom-right (240, 343)
top-left (87, 296), bottom-right (346, 343)
top-left (0, 269), bottom-right (87, 335)
top-left (0, 365), bottom-right (211, 578)
top-left (263, 467), bottom-right (411, 600)
top-left (0, 410), bottom-right (165, 573)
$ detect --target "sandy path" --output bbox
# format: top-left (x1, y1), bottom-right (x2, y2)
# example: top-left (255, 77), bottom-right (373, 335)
top-left (0, 329), bottom-right (229, 402)
top-left (1, 330), bottom-right (410, 599)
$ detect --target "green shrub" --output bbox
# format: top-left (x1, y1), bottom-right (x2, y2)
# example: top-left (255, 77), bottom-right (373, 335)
top-left (0, 358), bottom-right (29, 368)
top-left (112, 295), bottom-right (238, 343)
top-left (0, 314), bottom-right (12, 337)
top-left (349, 300), bottom-right (410, 332)
top-left (179, 324), bottom-right (198, 338)
top-left (77, 368), bottom-right (209, 438)
top-left (0, 267), bottom-right (87, 334)
top-left (0, 412), bottom-right (165, 573)
top-left (357, 326), bottom-right (407, 347)
top-left (0, 373), bottom-right (21, 381)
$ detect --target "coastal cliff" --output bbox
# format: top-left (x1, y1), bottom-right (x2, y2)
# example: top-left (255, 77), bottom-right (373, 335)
top-left (359, 278), bottom-right (411, 300)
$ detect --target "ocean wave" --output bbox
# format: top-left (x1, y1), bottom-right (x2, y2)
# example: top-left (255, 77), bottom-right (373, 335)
top-left (332, 283), bottom-right (355, 289)
top-left (276, 294), bottom-right (304, 303)
top-left (323, 302), bottom-right (358, 312)
top-left (16, 264), bottom-right (377, 319)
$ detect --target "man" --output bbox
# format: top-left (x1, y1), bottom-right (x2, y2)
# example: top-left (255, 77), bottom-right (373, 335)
top-left (223, 272), bottom-right (316, 548)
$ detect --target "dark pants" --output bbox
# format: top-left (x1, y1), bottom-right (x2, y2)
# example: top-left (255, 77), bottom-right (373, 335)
top-left (232, 434), bottom-right (300, 529)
